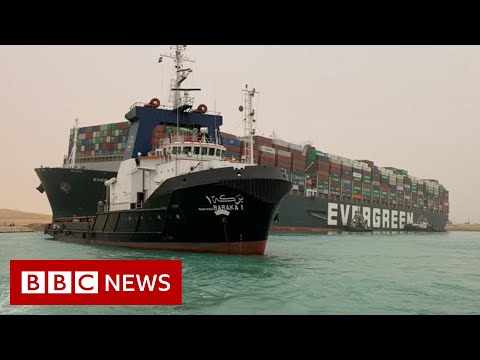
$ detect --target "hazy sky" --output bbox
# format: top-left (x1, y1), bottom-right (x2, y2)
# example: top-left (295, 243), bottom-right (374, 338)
top-left (1, 45), bottom-right (479, 223)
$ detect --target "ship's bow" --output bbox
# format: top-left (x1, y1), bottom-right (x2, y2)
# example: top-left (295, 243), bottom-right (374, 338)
top-left (146, 165), bottom-right (293, 255)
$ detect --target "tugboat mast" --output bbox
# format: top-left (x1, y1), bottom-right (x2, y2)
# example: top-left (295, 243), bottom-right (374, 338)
top-left (241, 85), bottom-right (258, 165)
top-left (158, 45), bottom-right (200, 112)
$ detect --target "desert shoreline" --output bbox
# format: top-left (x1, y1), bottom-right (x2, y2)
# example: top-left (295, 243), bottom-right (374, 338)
top-left (1, 223), bottom-right (480, 233)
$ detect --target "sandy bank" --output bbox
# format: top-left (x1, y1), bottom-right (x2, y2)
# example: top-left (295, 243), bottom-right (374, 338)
top-left (0, 209), bottom-right (52, 233)
top-left (0, 223), bottom-right (49, 233)
top-left (445, 224), bottom-right (480, 232)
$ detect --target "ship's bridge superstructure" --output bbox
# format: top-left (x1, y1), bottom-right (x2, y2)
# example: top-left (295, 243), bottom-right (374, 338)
top-left (105, 129), bottom-right (251, 211)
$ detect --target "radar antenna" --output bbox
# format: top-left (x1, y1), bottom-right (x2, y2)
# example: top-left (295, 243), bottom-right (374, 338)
top-left (158, 45), bottom-right (201, 112)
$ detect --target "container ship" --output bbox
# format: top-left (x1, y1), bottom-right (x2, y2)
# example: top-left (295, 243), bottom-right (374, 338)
top-left (35, 50), bottom-right (449, 233)
top-left (41, 45), bottom-right (292, 255)
top-left (37, 120), bottom-right (449, 232)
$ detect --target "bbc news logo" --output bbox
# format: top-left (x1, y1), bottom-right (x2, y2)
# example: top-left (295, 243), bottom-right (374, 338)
top-left (10, 260), bottom-right (182, 305)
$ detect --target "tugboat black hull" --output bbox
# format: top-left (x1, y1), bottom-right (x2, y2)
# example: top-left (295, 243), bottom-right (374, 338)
top-left (46, 166), bottom-right (292, 255)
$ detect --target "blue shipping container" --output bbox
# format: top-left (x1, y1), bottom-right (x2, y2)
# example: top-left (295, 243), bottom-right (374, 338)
top-left (221, 137), bottom-right (241, 147)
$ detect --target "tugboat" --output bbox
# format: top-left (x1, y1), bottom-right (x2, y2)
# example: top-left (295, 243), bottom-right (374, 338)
top-left (343, 210), bottom-right (373, 232)
top-left (44, 45), bottom-right (292, 255)
top-left (404, 217), bottom-right (439, 232)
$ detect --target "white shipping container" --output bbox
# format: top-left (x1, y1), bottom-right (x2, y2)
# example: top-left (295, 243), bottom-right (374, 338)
top-left (115, 130), bottom-right (119, 136)
top-left (95, 144), bottom-right (99, 150)
top-left (272, 138), bottom-right (289, 148)
top-left (330, 158), bottom-right (341, 164)
top-left (381, 168), bottom-right (394, 176)
top-left (258, 145), bottom-right (276, 154)
top-left (288, 143), bottom-right (302, 151)
top-left (337, 156), bottom-right (350, 164)
top-left (341, 159), bottom-right (354, 166)
top-left (275, 149), bottom-right (291, 158)
top-left (100, 124), bottom-right (107, 131)
top-left (353, 172), bottom-right (362, 179)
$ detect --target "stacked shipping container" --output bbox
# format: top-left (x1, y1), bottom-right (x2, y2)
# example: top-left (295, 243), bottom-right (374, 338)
top-left (220, 131), bottom-right (242, 159)
top-left (305, 147), bottom-right (449, 214)
top-left (68, 121), bottom-right (130, 160)
top-left (68, 123), bottom-right (449, 215)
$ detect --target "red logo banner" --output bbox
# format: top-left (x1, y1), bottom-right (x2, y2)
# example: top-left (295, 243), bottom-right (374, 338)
top-left (10, 260), bottom-right (182, 305)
